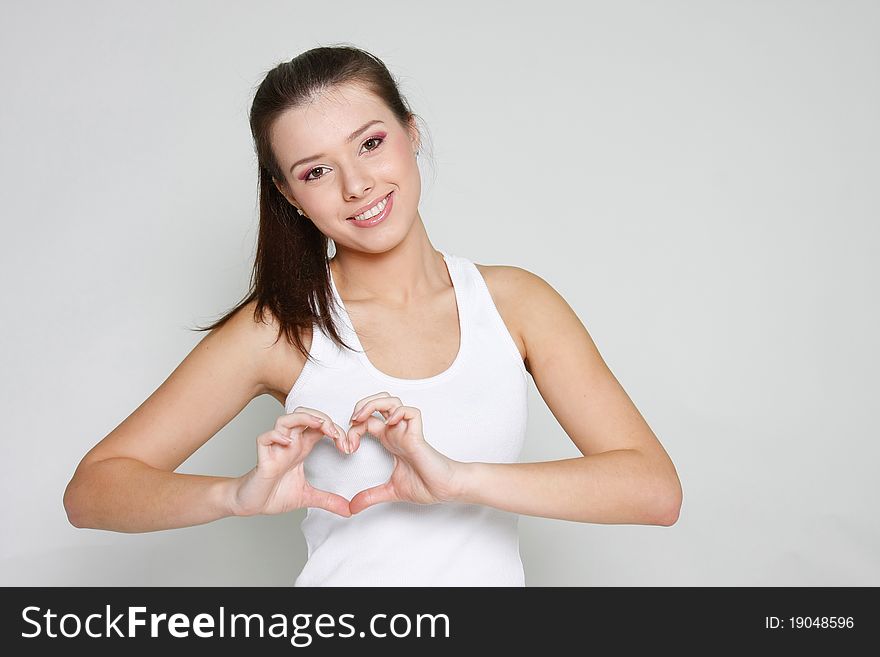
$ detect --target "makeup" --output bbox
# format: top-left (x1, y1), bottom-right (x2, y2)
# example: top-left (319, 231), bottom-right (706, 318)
top-left (347, 191), bottom-right (394, 228)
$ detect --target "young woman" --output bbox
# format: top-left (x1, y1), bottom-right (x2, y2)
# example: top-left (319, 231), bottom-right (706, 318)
top-left (63, 45), bottom-right (682, 586)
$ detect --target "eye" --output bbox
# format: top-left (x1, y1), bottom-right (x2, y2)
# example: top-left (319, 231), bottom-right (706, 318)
top-left (362, 135), bottom-right (384, 152)
top-left (304, 166), bottom-right (328, 182)
top-left (303, 134), bottom-right (386, 183)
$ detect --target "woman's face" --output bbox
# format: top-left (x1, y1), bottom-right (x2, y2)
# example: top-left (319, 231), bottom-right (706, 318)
top-left (271, 83), bottom-right (421, 251)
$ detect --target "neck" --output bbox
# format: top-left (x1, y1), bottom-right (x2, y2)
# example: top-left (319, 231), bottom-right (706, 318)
top-left (329, 218), bottom-right (448, 309)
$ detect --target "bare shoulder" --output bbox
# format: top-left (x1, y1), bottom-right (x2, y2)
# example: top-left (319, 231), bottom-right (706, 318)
top-left (473, 263), bottom-right (529, 363)
top-left (473, 263), bottom-right (572, 374)
top-left (185, 298), bottom-right (309, 407)
top-left (244, 301), bottom-right (312, 406)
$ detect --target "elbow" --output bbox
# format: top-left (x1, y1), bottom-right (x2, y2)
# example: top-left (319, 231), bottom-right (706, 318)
top-left (640, 448), bottom-right (682, 527)
top-left (63, 485), bottom-right (81, 528)
top-left (657, 500), bottom-right (681, 527)
top-left (63, 478), bottom-right (85, 528)
top-left (655, 477), bottom-right (682, 527)
top-left (64, 457), bottom-right (108, 529)
top-left (63, 470), bottom-right (94, 529)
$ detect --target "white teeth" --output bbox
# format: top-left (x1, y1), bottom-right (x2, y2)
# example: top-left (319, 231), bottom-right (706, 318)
top-left (351, 194), bottom-right (388, 221)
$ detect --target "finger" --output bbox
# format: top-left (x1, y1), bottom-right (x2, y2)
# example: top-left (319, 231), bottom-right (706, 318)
top-left (291, 405), bottom-right (330, 418)
top-left (284, 410), bottom-right (349, 453)
top-left (276, 410), bottom-right (327, 436)
top-left (256, 431), bottom-right (297, 470)
top-left (330, 423), bottom-right (353, 455)
top-left (387, 405), bottom-right (423, 435)
top-left (311, 419), bottom-right (347, 451)
top-left (303, 484), bottom-right (353, 518)
top-left (350, 396), bottom-right (403, 424)
top-left (299, 419), bottom-right (349, 460)
top-left (345, 417), bottom-right (370, 452)
top-left (257, 429), bottom-right (292, 447)
top-left (385, 406), bottom-right (405, 425)
top-left (349, 480), bottom-right (397, 515)
top-left (361, 415), bottom-right (398, 454)
top-left (350, 392), bottom-right (394, 423)
top-left (346, 410), bottom-right (394, 452)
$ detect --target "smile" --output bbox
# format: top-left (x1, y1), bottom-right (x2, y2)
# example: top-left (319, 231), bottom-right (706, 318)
top-left (347, 192), bottom-right (393, 227)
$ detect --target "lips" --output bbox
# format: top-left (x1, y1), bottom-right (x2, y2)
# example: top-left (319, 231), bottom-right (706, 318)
top-left (346, 192), bottom-right (392, 220)
top-left (346, 191), bottom-right (394, 228)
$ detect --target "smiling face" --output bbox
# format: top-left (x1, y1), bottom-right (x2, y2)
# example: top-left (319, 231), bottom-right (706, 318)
top-left (271, 82), bottom-right (421, 251)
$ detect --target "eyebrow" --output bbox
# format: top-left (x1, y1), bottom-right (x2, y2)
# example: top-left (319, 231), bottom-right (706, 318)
top-left (289, 119), bottom-right (385, 174)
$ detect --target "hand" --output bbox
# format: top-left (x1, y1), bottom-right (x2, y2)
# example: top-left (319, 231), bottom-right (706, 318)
top-left (231, 407), bottom-right (353, 518)
top-left (344, 393), bottom-right (465, 515)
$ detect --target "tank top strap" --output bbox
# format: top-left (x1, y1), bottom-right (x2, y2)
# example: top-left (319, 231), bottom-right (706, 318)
top-left (437, 248), bottom-right (471, 311)
top-left (286, 318), bottom-right (328, 405)
top-left (443, 251), bottom-right (529, 383)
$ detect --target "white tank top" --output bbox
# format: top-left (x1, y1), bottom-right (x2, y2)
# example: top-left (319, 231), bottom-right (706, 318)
top-left (285, 250), bottom-right (529, 586)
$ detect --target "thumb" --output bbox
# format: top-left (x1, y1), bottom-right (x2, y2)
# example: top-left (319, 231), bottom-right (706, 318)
top-left (303, 484), bottom-right (353, 518)
top-left (350, 480), bottom-right (397, 515)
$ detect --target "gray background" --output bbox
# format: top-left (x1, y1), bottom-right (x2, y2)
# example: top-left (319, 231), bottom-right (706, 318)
top-left (1, 0), bottom-right (877, 585)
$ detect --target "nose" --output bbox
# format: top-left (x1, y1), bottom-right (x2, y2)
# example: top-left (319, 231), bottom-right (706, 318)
top-left (340, 164), bottom-right (374, 202)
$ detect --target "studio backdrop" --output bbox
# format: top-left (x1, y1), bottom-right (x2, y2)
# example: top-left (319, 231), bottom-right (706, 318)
top-left (1, 0), bottom-right (877, 585)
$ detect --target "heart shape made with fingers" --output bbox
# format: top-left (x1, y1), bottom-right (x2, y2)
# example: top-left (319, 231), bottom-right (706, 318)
top-left (312, 392), bottom-right (463, 515)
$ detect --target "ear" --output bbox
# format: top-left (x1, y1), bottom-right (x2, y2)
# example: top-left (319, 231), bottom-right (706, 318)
top-left (272, 176), bottom-right (301, 212)
top-left (407, 115), bottom-right (421, 155)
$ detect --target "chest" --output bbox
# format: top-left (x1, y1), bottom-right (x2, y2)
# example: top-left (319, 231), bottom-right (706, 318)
top-left (345, 286), bottom-right (462, 380)
top-left (266, 265), bottom-right (525, 405)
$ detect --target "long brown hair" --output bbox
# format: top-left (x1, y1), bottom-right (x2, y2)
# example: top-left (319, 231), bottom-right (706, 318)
top-left (191, 44), bottom-right (431, 365)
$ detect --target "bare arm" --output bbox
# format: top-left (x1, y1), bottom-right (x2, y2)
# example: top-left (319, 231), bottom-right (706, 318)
top-left (63, 301), bottom-right (281, 533)
top-left (459, 266), bottom-right (682, 526)
top-left (455, 451), bottom-right (678, 525)
top-left (64, 458), bottom-right (236, 533)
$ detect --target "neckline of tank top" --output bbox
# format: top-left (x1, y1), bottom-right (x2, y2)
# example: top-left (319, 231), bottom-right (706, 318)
top-left (327, 249), bottom-right (468, 386)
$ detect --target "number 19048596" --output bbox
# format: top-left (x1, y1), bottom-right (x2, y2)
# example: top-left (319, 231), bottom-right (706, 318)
top-left (765, 616), bottom-right (854, 629)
